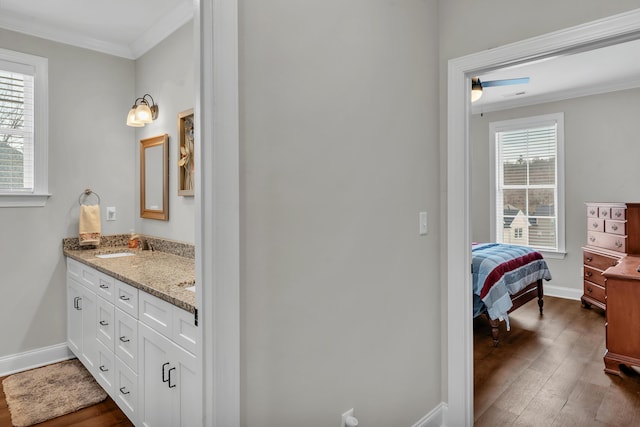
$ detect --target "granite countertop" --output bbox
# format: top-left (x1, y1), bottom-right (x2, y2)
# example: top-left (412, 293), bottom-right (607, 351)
top-left (63, 239), bottom-right (195, 313)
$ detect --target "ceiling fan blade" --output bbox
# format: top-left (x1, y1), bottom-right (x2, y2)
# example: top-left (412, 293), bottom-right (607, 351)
top-left (482, 77), bottom-right (530, 87)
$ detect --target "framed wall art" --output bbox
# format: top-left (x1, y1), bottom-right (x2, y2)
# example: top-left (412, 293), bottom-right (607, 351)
top-left (177, 108), bottom-right (194, 196)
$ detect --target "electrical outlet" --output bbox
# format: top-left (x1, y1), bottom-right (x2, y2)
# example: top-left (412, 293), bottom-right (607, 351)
top-left (341, 408), bottom-right (358, 427)
top-left (106, 206), bottom-right (117, 221)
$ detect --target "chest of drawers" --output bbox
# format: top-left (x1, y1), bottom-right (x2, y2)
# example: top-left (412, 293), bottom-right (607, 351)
top-left (582, 202), bottom-right (640, 311)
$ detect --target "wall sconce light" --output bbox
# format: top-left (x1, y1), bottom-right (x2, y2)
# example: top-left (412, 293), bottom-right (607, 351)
top-left (126, 94), bottom-right (159, 127)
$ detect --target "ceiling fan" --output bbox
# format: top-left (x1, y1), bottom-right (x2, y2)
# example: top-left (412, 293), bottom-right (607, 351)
top-left (471, 76), bottom-right (530, 102)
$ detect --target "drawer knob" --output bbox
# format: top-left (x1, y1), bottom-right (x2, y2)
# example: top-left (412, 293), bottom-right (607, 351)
top-left (592, 222), bottom-right (599, 228)
top-left (587, 287), bottom-right (593, 293)
top-left (603, 211), bottom-right (608, 217)
top-left (590, 209), bottom-right (596, 215)
top-left (612, 224), bottom-right (618, 231)
top-left (589, 236), bottom-right (596, 242)
top-left (616, 240), bottom-right (623, 248)
top-left (585, 272), bottom-right (593, 277)
top-left (615, 211), bottom-right (622, 218)
top-left (586, 256), bottom-right (593, 262)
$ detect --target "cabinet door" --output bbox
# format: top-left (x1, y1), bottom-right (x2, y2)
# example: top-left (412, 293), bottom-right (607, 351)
top-left (80, 287), bottom-right (98, 373)
top-left (138, 323), bottom-right (174, 427)
top-left (67, 277), bottom-right (83, 356)
top-left (174, 343), bottom-right (198, 427)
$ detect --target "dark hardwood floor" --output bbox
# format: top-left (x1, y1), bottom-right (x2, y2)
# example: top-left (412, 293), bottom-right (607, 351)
top-left (474, 295), bottom-right (640, 426)
top-left (0, 376), bottom-right (133, 427)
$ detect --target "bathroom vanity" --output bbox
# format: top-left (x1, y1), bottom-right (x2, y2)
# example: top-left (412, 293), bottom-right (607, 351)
top-left (63, 235), bottom-right (198, 426)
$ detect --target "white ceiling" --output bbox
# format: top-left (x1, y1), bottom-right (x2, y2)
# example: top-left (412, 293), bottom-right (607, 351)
top-left (0, 0), bottom-right (194, 59)
top-left (472, 37), bottom-right (640, 114)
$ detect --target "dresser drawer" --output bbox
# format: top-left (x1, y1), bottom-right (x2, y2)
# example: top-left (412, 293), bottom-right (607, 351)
top-left (584, 266), bottom-right (606, 287)
top-left (583, 250), bottom-right (620, 271)
top-left (584, 281), bottom-right (605, 304)
top-left (599, 207), bottom-right (611, 219)
top-left (587, 205), bottom-right (599, 218)
top-left (611, 207), bottom-right (626, 220)
top-left (587, 218), bottom-right (605, 232)
top-left (587, 231), bottom-right (626, 253)
top-left (605, 220), bottom-right (626, 236)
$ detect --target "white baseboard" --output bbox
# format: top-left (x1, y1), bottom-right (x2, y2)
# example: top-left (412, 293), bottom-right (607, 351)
top-left (413, 402), bottom-right (447, 427)
top-left (0, 343), bottom-right (73, 376)
top-left (544, 284), bottom-right (582, 301)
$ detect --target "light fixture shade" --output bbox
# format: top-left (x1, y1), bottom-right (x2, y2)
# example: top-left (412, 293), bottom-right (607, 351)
top-left (134, 103), bottom-right (153, 124)
top-left (471, 77), bottom-right (483, 102)
top-left (127, 108), bottom-right (144, 127)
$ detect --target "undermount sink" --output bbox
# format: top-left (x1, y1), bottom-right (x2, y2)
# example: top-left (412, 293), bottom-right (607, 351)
top-left (184, 285), bottom-right (195, 292)
top-left (95, 252), bottom-right (135, 259)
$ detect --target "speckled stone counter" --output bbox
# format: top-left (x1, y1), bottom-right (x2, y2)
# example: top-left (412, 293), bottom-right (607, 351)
top-left (63, 235), bottom-right (195, 313)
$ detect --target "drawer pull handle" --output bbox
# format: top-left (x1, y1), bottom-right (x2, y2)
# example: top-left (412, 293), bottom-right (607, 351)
top-left (119, 387), bottom-right (130, 395)
top-left (168, 367), bottom-right (177, 388)
top-left (73, 297), bottom-right (82, 310)
top-left (586, 257), bottom-right (593, 262)
top-left (612, 224), bottom-right (618, 231)
top-left (589, 236), bottom-right (596, 242)
top-left (616, 240), bottom-right (623, 248)
top-left (602, 211), bottom-right (608, 217)
top-left (119, 336), bottom-right (130, 343)
top-left (587, 287), bottom-right (593, 293)
top-left (615, 211), bottom-right (622, 218)
top-left (592, 222), bottom-right (598, 228)
top-left (100, 284), bottom-right (109, 289)
top-left (162, 362), bottom-right (170, 382)
top-left (585, 272), bottom-right (593, 277)
top-left (590, 209), bottom-right (596, 215)
top-left (119, 295), bottom-right (130, 301)
top-left (99, 320), bottom-right (109, 326)
top-left (99, 365), bottom-right (109, 372)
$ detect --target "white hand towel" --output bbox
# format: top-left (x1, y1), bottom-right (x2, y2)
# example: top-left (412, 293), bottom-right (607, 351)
top-left (79, 204), bottom-right (101, 246)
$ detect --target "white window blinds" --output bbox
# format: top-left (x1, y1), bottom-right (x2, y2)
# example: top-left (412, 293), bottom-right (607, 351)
top-left (0, 61), bottom-right (35, 192)
top-left (495, 119), bottom-right (559, 251)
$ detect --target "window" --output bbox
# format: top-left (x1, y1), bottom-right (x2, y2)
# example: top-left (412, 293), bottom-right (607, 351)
top-left (0, 48), bottom-right (49, 207)
top-left (490, 113), bottom-right (565, 257)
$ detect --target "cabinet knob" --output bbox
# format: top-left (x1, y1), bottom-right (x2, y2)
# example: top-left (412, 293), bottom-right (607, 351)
top-left (615, 211), bottom-right (622, 218)
top-left (586, 257), bottom-right (593, 262)
top-left (612, 224), bottom-right (618, 231)
top-left (589, 236), bottom-right (596, 242)
top-left (615, 240), bottom-right (623, 248)
top-left (592, 222), bottom-right (599, 228)
top-left (585, 272), bottom-right (593, 277)
top-left (590, 209), bottom-right (596, 215)
top-left (587, 287), bottom-right (593, 293)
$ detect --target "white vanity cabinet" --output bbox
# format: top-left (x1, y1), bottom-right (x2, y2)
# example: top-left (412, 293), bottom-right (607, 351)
top-left (138, 323), bottom-right (198, 427)
top-left (66, 259), bottom-right (98, 374)
top-left (66, 256), bottom-right (198, 427)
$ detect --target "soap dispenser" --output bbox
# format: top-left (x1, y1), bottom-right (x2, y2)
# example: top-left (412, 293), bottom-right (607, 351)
top-left (128, 229), bottom-right (140, 249)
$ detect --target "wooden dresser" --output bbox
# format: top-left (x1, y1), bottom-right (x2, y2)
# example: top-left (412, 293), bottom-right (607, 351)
top-left (582, 203), bottom-right (640, 310)
top-left (602, 255), bottom-right (640, 375)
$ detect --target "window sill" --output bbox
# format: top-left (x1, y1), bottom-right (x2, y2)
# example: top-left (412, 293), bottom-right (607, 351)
top-left (0, 193), bottom-right (51, 207)
top-left (538, 250), bottom-right (566, 260)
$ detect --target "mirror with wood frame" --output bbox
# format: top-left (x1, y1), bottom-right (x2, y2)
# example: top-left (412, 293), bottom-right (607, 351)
top-left (140, 134), bottom-right (169, 220)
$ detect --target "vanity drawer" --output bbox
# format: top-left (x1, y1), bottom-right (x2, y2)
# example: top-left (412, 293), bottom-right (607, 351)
top-left (115, 280), bottom-right (138, 318)
top-left (583, 281), bottom-right (605, 304)
top-left (587, 218), bottom-right (604, 232)
top-left (583, 250), bottom-right (620, 271)
top-left (96, 298), bottom-right (115, 352)
top-left (115, 357), bottom-right (138, 424)
top-left (115, 309), bottom-right (138, 372)
top-left (96, 272), bottom-right (116, 303)
top-left (605, 220), bottom-right (626, 236)
top-left (96, 340), bottom-right (115, 394)
top-left (67, 258), bottom-right (97, 290)
top-left (584, 266), bottom-right (606, 287)
top-left (587, 231), bottom-right (626, 253)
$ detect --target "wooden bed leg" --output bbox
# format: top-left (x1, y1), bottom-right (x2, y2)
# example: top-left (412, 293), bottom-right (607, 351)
top-left (537, 279), bottom-right (544, 315)
top-left (488, 317), bottom-right (500, 347)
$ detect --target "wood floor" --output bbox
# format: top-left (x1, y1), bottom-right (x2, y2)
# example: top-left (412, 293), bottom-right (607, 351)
top-left (0, 374), bottom-right (133, 427)
top-left (474, 295), bottom-right (640, 426)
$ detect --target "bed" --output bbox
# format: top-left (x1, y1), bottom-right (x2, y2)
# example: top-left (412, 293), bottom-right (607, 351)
top-left (472, 243), bottom-right (552, 346)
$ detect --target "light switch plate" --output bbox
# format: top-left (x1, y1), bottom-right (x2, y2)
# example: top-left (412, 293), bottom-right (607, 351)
top-left (106, 206), bottom-right (117, 221)
top-left (419, 211), bottom-right (428, 235)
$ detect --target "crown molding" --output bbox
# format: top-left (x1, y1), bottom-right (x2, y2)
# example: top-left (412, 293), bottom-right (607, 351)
top-left (0, 2), bottom-right (194, 60)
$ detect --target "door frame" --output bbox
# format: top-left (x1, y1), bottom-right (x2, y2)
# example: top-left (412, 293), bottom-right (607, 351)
top-left (446, 9), bottom-right (640, 426)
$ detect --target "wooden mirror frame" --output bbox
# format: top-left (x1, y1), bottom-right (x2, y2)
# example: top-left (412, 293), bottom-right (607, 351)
top-left (140, 134), bottom-right (169, 220)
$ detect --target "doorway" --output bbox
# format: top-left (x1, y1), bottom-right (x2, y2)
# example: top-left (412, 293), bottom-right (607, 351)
top-left (446, 9), bottom-right (640, 426)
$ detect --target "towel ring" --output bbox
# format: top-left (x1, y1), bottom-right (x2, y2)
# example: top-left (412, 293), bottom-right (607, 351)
top-left (78, 188), bottom-right (101, 205)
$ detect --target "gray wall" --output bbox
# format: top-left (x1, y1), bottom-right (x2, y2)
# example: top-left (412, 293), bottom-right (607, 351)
top-left (471, 88), bottom-right (640, 292)
top-left (134, 21), bottom-right (195, 243)
top-left (0, 29), bottom-right (135, 357)
top-left (239, 0), bottom-right (441, 425)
